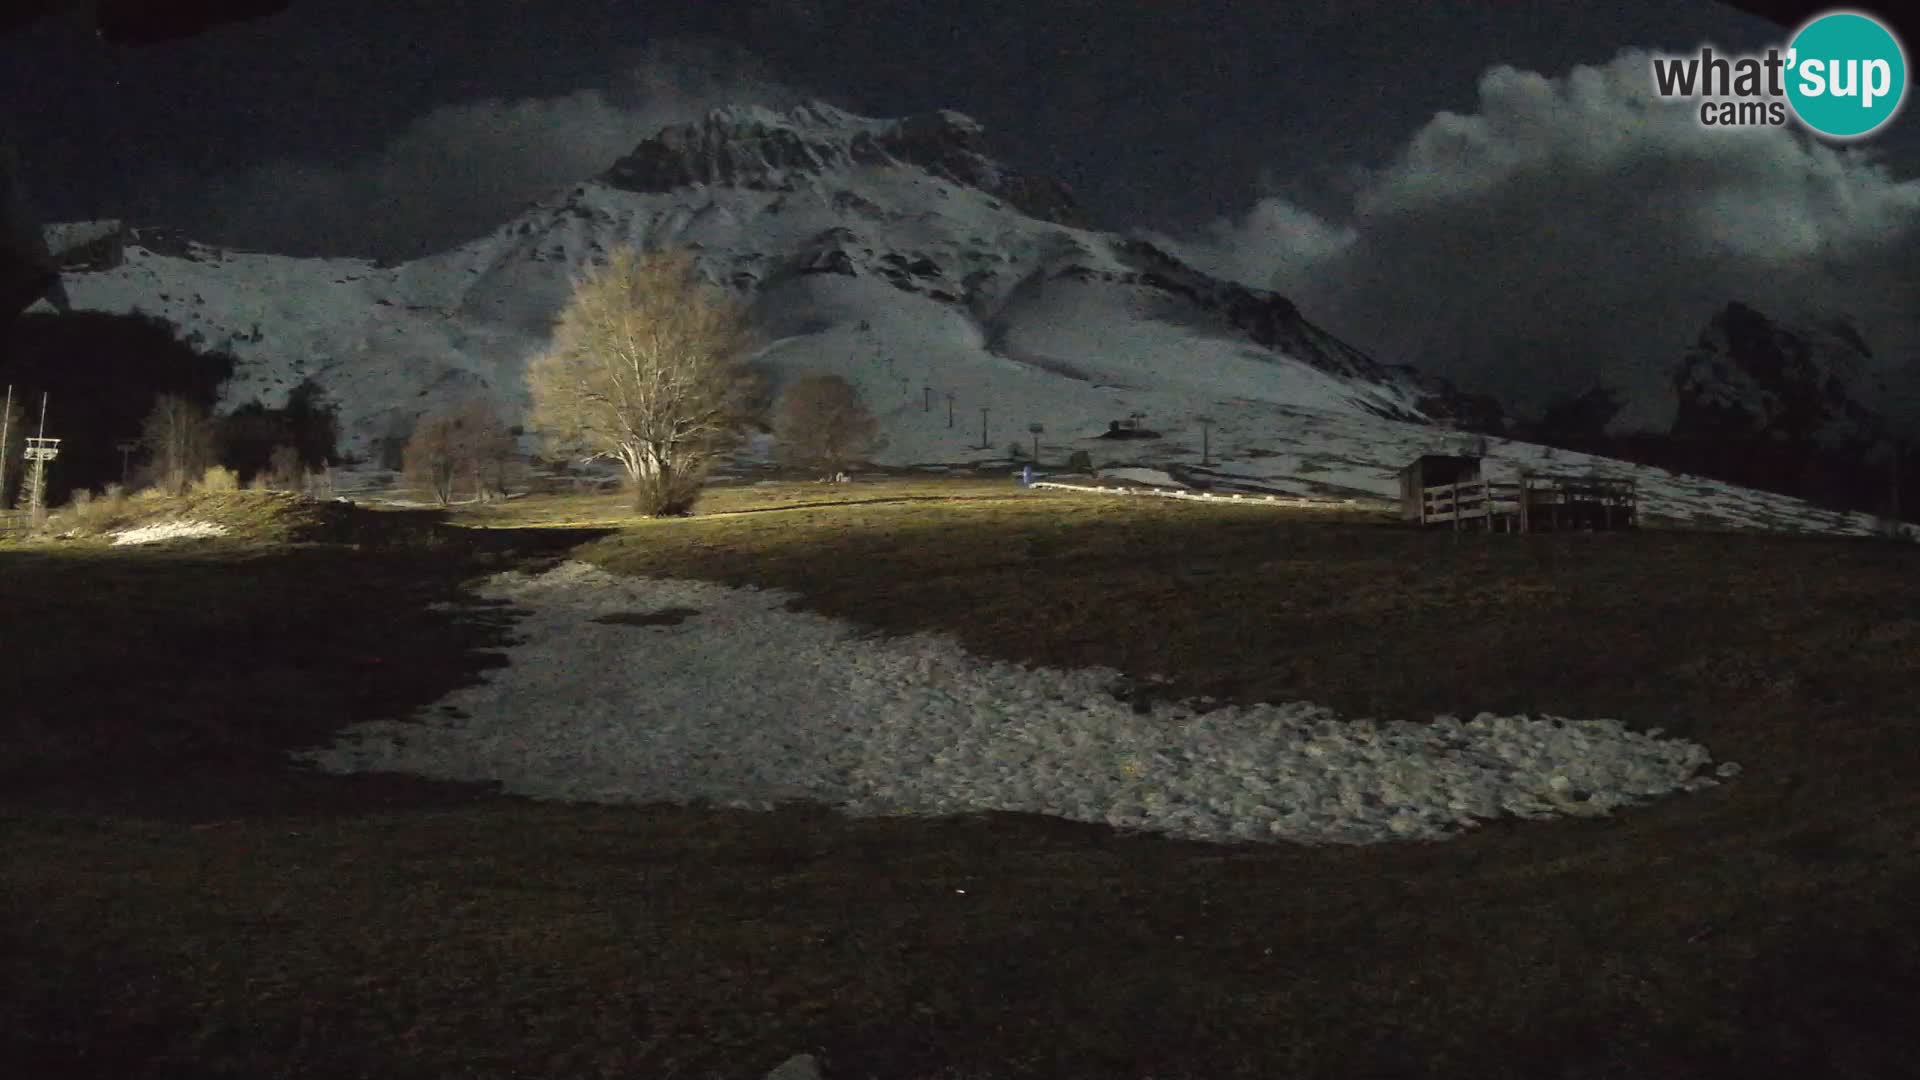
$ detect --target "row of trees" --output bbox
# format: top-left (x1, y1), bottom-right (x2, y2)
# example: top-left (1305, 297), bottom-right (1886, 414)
top-left (130, 391), bottom-right (335, 497)
top-left (13, 249), bottom-right (882, 516)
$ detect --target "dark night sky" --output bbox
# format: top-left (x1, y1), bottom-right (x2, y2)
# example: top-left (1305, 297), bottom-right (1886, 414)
top-left (5, 0), bottom-right (1866, 238)
top-left (4, 0), bottom-right (1917, 412)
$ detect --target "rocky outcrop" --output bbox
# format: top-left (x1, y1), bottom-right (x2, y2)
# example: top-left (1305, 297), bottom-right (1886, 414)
top-left (1672, 301), bottom-right (1885, 457)
top-left (1394, 367), bottom-right (1511, 434)
top-left (43, 219), bottom-right (128, 271)
top-left (604, 102), bottom-right (1089, 227)
top-left (1533, 384), bottom-right (1627, 445)
top-left (1523, 302), bottom-right (1901, 516)
top-left (2, 141), bottom-right (65, 319)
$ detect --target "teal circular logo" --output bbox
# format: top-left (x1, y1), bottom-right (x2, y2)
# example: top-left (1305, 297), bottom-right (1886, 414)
top-left (1785, 11), bottom-right (1907, 138)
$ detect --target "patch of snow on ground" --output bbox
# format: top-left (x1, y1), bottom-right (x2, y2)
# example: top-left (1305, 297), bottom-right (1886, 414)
top-left (295, 562), bottom-right (1736, 846)
top-left (110, 520), bottom-right (231, 546)
top-left (1097, 467), bottom-right (1186, 488)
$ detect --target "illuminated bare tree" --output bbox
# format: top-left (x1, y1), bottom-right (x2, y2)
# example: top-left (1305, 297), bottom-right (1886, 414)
top-left (527, 247), bottom-right (757, 516)
top-left (401, 410), bottom-right (460, 506)
top-left (0, 386), bottom-right (21, 509)
top-left (774, 373), bottom-right (882, 477)
top-left (402, 398), bottom-right (517, 506)
top-left (139, 394), bottom-right (217, 495)
top-left (458, 398), bottom-right (520, 501)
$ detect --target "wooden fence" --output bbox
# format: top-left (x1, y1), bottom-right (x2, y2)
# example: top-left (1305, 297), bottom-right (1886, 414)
top-left (1421, 474), bottom-right (1637, 532)
top-left (1421, 478), bottom-right (1521, 528)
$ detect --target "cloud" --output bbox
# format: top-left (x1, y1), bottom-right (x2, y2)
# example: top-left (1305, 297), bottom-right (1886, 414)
top-left (1162, 50), bottom-right (1920, 429)
top-left (191, 40), bottom-right (814, 261)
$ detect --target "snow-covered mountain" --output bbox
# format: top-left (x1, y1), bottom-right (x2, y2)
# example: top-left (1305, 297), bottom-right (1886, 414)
top-left (1533, 303), bottom-right (1891, 450)
top-left (1671, 301), bottom-right (1888, 458)
top-left (1510, 302), bottom-right (1910, 526)
top-left (29, 103), bottom-right (1896, 535)
top-left (36, 103), bottom-right (1476, 454)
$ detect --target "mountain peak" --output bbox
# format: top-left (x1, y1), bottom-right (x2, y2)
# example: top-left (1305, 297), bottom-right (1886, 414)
top-left (693, 100), bottom-right (898, 137)
top-left (603, 101), bottom-right (1085, 227)
top-left (1675, 299), bottom-right (1885, 455)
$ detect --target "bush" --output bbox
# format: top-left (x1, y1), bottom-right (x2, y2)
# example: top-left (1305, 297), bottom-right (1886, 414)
top-left (50, 485), bottom-right (133, 536)
top-left (402, 400), bottom-right (514, 506)
top-left (196, 465), bottom-right (240, 493)
top-left (630, 465), bottom-right (706, 517)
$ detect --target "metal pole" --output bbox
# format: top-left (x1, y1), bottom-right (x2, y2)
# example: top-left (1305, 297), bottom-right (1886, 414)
top-left (28, 393), bottom-right (48, 521)
top-left (979, 407), bottom-right (990, 451)
top-left (0, 384), bottom-right (11, 509)
top-left (946, 393), bottom-right (955, 428)
top-left (1889, 440), bottom-right (1904, 526)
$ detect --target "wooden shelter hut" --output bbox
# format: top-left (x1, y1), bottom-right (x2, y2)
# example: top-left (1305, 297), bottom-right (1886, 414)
top-left (1399, 454), bottom-right (1637, 532)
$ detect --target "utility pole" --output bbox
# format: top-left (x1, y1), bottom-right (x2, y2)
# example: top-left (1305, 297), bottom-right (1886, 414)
top-left (0, 384), bottom-right (12, 510)
top-left (24, 393), bottom-right (58, 527)
top-left (1028, 422), bottom-right (1044, 463)
top-left (979, 406), bottom-right (990, 451)
top-left (946, 392), bottom-right (956, 429)
top-left (1893, 438), bottom-right (1904, 533)
top-left (116, 439), bottom-right (139, 483)
top-left (923, 386), bottom-right (932, 412)
top-left (1197, 415), bottom-right (1214, 465)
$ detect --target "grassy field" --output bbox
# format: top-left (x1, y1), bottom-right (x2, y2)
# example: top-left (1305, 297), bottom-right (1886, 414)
top-left (3, 479), bottom-right (1918, 1079)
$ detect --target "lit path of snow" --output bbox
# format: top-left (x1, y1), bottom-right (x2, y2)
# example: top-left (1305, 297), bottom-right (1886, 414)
top-left (110, 520), bottom-right (231, 545)
top-left (1029, 479), bottom-right (1377, 511)
top-left (295, 562), bottom-right (1737, 846)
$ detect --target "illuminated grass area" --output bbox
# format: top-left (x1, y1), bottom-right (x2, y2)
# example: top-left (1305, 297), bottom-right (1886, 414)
top-left (2, 477), bottom-right (1918, 1079)
top-left (453, 473), bottom-right (1035, 528)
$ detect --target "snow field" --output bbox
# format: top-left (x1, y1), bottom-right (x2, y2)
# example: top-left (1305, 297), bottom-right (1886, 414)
top-left (295, 561), bottom-right (1737, 846)
top-left (110, 520), bottom-right (231, 545)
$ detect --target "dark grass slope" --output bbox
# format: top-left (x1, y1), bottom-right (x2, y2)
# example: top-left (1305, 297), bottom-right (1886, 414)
top-left (2, 480), bottom-right (1917, 1079)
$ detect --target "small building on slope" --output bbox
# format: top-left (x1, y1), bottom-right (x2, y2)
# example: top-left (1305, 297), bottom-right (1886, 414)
top-left (1398, 453), bottom-right (1637, 532)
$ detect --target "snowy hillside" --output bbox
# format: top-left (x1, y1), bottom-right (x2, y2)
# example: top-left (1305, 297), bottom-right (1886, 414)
top-left (38, 103), bottom-right (1438, 449)
top-left (34, 102), bottom-right (1892, 536)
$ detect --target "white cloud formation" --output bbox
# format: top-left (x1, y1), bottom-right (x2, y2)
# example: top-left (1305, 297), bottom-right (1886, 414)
top-left (191, 40), bottom-right (814, 261)
top-left (1162, 50), bottom-right (1920, 430)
